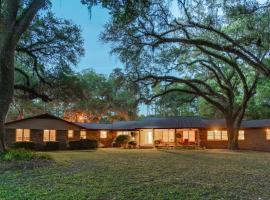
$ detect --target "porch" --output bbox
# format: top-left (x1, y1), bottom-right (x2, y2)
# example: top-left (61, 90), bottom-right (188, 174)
top-left (137, 128), bottom-right (200, 148)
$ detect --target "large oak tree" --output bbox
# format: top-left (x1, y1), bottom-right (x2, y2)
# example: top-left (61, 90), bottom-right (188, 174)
top-left (84, 0), bottom-right (269, 149)
top-left (0, 1), bottom-right (84, 151)
top-left (0, 0), bottom-right (48, 151)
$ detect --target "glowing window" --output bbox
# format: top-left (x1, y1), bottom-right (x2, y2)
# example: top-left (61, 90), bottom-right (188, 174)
top-left (117, 131), bottom-right (131, 136)
top-left (182, 130), bottom-right (195, 142)
top-left (214, 131), bottom-right (222, 140)
top-left (100, 131), bottom-right (107, 139)
top-left (207, 130), bottom-right (228, 141)
top-left (221, 131), bottom-right (228, 140)
top-left (266, 129), bottom-right (270, 140)
top-left (238, 130), bottom-right (245, 140)
top-left (80, 130), bottom-right (87, 139)
top-left (207, 131), bottom-right (214, 140)
top-left (16, 129), bottom-right (30, 142)
top-left (183, 131), bottom-right (189, 140)
top-left (68, 130), bottom-right (74, 139)
top-left (43, 130), bottom-right (56, 142)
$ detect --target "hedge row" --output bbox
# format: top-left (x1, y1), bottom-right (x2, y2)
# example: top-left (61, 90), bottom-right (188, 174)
top-left (12, 139), bottom-right (98, 151)
top-left (69, 139), bottom-right (98, 150)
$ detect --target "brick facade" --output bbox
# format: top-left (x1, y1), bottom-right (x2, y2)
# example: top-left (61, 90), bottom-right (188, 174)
top-left (5, 114), bottom-right (270, 151)
top-left (5, 128), bottom-right (117, 149)
top-left (199, 128), bottom-right (270, 151)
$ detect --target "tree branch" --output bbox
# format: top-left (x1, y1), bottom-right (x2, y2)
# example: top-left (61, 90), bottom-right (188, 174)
top-left (14, 84), bottom-right (52, 102)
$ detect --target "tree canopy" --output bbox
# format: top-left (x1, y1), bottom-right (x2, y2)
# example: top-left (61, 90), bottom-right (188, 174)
top-left (85, 0), bottom-right (270, 149)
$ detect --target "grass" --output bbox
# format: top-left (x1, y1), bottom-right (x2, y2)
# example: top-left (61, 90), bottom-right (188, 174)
top-left (0, 149), bottom-right (51, 161)
top-left (0, 149), bottom-right (52, 172)
top-left (1, 148), bottom-right (270, 199)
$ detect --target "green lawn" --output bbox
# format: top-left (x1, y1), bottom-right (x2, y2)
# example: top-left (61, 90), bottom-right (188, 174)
top-left (1, 149), bottom-right (270, 200)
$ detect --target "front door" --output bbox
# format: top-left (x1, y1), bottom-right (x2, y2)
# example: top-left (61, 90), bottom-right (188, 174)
top-left (140, 129), bottom-right (153, 146)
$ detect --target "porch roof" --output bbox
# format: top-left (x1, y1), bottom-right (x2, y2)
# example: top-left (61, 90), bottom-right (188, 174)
top-left (75, 123), bottom-right (112, 130)
top-left (135, 116), bottom-right (204, 129)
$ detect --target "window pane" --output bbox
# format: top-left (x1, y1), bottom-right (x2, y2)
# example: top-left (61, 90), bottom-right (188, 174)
top-left (215, 131), bottom-right (221, 140)
top-left (23, 129), bottom-right (30, 141)
top-left (221, 131), bottom-right (228, 141)
top-left (207, 131), bottom-right (214, 140)
top-left (238, 130), bottom-right (245, 140)
top-left (117, 131), bottom-right (132, 136)
top-left (50, 130), bottom-right (56, 141)
top-left (154, 129), bottom-right (163, 141)
top-left (163, 129), bottom-right (169, 142)
top-left (100, 131), bottom-right (107, 139)
top-left (183, 131), bottom-right (189, 140)
top-left (117, 131), bottom-right (122, 136)
top-left (68, 130), bottom-right (74, 138)
top-left (80, 130), bottom-right (86, 139)
top-left (16, 129), bottom-right (23, 142)
top-left (168, 129), bottom-right (175, 142)
top-left (43, 130), bottom-right (50, 142)
top-left (266, 130), bottom-right (270, 140)
top-left (188, 131), bottom-right (195, 142)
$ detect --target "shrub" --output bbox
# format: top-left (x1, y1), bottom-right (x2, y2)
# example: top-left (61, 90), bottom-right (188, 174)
top-left (114, 135), bottom-right (130, 147)
top-left (13, 141), bottom-right (35, 150)
top-left (128, 141), bottom-right (137, 146)
top-left (128, 140), bottom-right (137, 149)
top-left (0, 149), bottom-right (51, 161)
top-left (69, 139), bottom-right (98, 150)
top-left (45, 141), bottom-right (60, 151)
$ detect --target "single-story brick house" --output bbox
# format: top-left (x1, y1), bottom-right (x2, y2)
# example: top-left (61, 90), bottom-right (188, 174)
top-left (4, 113), bottom-right (270, 151)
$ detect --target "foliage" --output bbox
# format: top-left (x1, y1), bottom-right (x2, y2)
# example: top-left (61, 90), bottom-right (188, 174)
top-left (14, 11), bottom-right (84, 102)
top-left (245, 78), bottom-right (270, 119)
top-left (8, 68), bottom-right (139, 122)
top-left (6, 6), bottom-right (85, 122)
top-left (128, 140), bottom-right (137, 148)
top-left (63, 68), bottom-right (139, 123)
top-left (44, 141), bottom-right (60, 151)
top-left (88, 0), bottom-right (270, 149)
top-left (0, 149), bottom-right (50, 161)
top-left (114, 135), bottom-right (130, 146)
top-left (150, 91), bottom-right (199, 117)
top-left (68, 139), bottom-right (98, 150)
top-left (13, 141), bottom-right (35, 150)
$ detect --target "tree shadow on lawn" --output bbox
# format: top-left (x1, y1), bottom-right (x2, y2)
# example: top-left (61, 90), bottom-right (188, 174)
top-left (0, 158), bottom-right (53, 172)
top-left (156, 148), bottom-right (270, 162)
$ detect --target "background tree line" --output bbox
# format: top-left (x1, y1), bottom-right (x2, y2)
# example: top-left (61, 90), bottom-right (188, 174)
top-left (8, 68), bottom-right (138, 123)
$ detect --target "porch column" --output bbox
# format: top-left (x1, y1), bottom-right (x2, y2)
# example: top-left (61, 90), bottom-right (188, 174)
top-left (138, 129), bottom-right (141, 148)
top-left (174, 129), bottom-right (177, 146)
top-left (152, 128), bottom-right (154, 146)
top-left (197, 130), bottom-right (200, 146)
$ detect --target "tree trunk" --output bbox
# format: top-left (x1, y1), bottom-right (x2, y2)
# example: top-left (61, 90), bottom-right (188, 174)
top-left (0, 50), bottom-right (15, 152)
top-left (226, 118), bottom-right (239, 150)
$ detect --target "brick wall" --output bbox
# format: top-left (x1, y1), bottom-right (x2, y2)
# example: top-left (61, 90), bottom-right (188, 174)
top-left (238, 129), bottom-right (270, 151)
top-left (199, 128), bottom-right (270, 151)
top-left (199, 129), bottom-right (228, 149)
top-left (6, 127), bottom-right (270, 151)
top-left (5, 128), bottom-right (118, 149)
top-left (99, 131), bottom-right (117, 147)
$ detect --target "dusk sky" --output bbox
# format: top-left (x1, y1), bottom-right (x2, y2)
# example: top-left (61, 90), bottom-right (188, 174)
top-left (51, 1), bottom-right (179, 115)
top-left (51, 0), bottom-right (122, 75)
